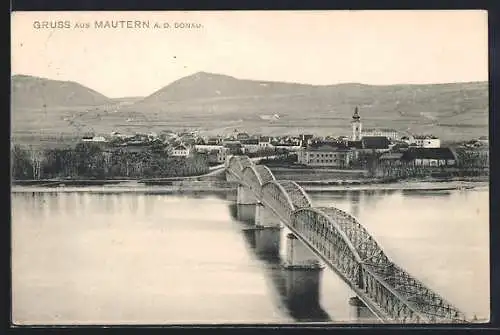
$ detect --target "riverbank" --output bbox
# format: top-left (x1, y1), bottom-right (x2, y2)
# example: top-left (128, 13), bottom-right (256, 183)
top-left (12, 173), bottom-right (488, 188)
top-left (11, 179), bottom-right (488, 194)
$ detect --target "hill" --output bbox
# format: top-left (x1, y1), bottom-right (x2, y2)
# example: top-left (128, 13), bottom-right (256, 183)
top-left (11, 75), bottom-right (112, 109)
top-left (11, 72), bottom-right (489, 145)
top-left (130, 72), bottom-right (488, 140)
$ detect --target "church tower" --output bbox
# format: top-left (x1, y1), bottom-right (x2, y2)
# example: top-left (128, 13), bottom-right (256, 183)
top-left (351, 106), bottom-right (362, 141)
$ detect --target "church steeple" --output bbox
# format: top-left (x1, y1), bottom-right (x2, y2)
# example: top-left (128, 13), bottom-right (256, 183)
top-left (352, 106), bottom-right (361, 121)
top-left (351, 106), bottom-right (362, 141)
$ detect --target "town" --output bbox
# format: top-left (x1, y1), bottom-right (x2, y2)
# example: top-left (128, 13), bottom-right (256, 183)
top-left (11, 106), bottom-right (489, 182)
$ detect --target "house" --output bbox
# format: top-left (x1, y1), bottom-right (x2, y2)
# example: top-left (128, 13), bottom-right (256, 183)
top-left (206, 147), bottom-right (230, 164)
top-left (195, 144), bottom-right (229, 162)
top-left (297, 141), bottom-right (352, 168)
top-left (259, 136), bottom-right (274, 149)
top-left (206, 137), bottom-right (222, 145)
top-left (401, 148), bottom-right (457, 167)
top-left (171, 144), bottom-right (191, 157)
top-left (403, 135), bottom-right (441, 148)
top-left (362, 128), bottom-right (400, 141)
top-left (361, 136), bottom-right (391, 152)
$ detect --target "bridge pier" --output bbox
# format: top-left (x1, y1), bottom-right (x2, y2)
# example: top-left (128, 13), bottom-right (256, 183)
top-left (283, 233), bottom-right (324, 309)
top-left (236, 185), bottom-right (258, 205)
top-left (349, 296), bottom-right (375, 323)
top-left (255, 202), bottom-right (281, 227)
top-left (245, 203), bottom-right (281, 256)
top-left (236, 204), bottom-right (256, 223)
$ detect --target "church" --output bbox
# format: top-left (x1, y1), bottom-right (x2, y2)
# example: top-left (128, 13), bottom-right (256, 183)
top-left (347, 107), bottom-right (392, 153)
top-left (297, 106), bottom-right (392, 167)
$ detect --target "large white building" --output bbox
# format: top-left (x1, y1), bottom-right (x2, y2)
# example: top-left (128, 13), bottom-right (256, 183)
top-left (362, 128), bottom-right (400, 141)
top-left (297, 142), bottom-right (352, 168)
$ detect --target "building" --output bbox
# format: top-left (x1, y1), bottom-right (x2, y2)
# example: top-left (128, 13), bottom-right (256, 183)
top-left (206, 147), bottom-right (229, 164)
top-left (258, 136), bottom-right (274, 149)
top-left (351, 106), bottom-right (362, 141)
top-left (362, 128), bottom-right (400, 141)
top-left (240, 139), bottom-right (260, 153)
top-left (194, 144), bottom-right (224, 153)
top-left (299, 134), bottom-right (314, 147)
top-left (171, 144), bottom-right (191, 157)
top-left (206, 137), bottom-right (222, 145)
top-left (82, 136), bottom-right (107, 143)
top-left (401, 148), bottom-right (457, 167)
top-left (402, 135), bottom-right (441, 148)
top-left (236, 132), bottom-right (250, 141)
top-left (379, 152), bottom-right (405, 166)
top-left (273, 143), bottom-right (302, 152)
top-left (297, 141), bottom-right (352, 168)
top-left (195, 144), bottom-right (230, 164)
top-left (222, 140), bottom-right (244, 155)
top-left (478, 136), bottom-right (489, 145)
top-left (361, 136), bottom-right (391, 152)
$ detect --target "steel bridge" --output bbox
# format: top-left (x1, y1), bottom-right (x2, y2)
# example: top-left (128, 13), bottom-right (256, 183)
top-left (226, 155), bottom-right (468, 324)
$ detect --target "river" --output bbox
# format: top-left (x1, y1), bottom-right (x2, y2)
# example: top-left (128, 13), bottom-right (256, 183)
top-left (11, 184), bottom-right (489, 325)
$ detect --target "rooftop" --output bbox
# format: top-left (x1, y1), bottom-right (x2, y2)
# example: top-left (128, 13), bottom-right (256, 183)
top-left (307, 141), bottom-right (350, 152)
top-left (361, 136), bottom-right (390, 149)
top-left (241, 139), bottom-right (259, 145)
top-left (402, 147), bottom-right (456, 161)
top-left (414, 135), bottom-right (439, 139)
top-left (380, 152), bottom-right (404, 160)
top-left (347, 140), bottom-right (363, 149)
top-left (363, 128), bottom-right (398, 133)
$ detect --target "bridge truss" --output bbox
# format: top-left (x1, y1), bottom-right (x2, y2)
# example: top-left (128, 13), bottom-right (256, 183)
top-left (227, 155), bottom-right (468, 324)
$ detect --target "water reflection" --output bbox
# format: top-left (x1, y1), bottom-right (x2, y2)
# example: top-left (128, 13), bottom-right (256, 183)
top-left (11, 186), bottom-right (489, 323)
top-left (401, 189), bottom-right (452, 197)
top-left (240, 227), bottom-right (331, 322)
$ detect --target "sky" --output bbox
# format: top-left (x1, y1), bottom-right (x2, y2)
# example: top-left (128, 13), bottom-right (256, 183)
top-left (11, 10), bottom-right (488, 98)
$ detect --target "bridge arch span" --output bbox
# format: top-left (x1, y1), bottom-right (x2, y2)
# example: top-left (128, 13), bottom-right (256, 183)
top-left (242, 165), bottom-right (263, 193)
top-left (261, 180), bottom-right (296, 220)
top-left (238, 156), bottom-right (254, 171)
top-left (292, 207), bottom-right (362, 262)
top-left (319, 207), bottom-right (391, 267)
top-left (291, 206), bottom-right (363, 285)
top-left (254, 165), bottom-right (275, 184)
top-left (276, 180), bottom-right (312, 209)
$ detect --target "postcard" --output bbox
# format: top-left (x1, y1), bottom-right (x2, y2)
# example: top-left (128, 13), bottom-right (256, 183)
top-left (11, 10), bottom-right (489, 325)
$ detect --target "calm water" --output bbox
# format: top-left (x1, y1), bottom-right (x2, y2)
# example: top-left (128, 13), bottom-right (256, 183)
top-left (11, 186), bottom-right (489, 324)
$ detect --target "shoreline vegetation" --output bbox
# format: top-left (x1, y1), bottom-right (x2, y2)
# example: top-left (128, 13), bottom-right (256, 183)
top-left (11, 141), bottom-right (489, 192)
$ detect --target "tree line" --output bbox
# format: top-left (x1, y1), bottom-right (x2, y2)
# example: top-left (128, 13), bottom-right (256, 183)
top-left (11, 143), bottom-right (209, 180)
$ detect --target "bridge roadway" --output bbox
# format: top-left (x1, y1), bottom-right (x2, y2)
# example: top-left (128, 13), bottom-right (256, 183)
top-left (226, 155), bottom-right (468, 324)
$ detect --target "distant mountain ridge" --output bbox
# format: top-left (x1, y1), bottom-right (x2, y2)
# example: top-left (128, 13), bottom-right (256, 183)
top-left (137, 71), bottom-right (487, 105)
top-left (11, 74), bottom-right (112, 109)
top-left (11, 72), bottom-right (488, 142)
